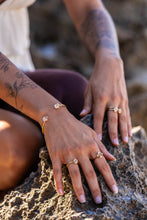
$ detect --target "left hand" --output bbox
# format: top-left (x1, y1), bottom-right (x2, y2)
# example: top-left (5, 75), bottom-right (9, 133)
top-left (80, 50), bottom-right (132, 146)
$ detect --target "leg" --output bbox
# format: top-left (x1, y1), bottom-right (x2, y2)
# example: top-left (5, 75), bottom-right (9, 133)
top-left (26, 69), bottom-right (88, 119)
top-left (0, 109), bottom-right (43, 190)
top-left (0, 68), bottom-right (88, 190)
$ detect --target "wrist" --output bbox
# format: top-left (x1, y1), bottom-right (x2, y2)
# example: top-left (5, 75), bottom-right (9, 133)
top-left (37, 102), bottom-right (69, 129)
top-left (95, 47), bottom-right (121, 61)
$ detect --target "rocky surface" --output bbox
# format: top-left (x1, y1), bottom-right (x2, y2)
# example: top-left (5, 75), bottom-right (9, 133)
top-left (0, 115), bottom-right (147, 220)
top-left (28, 0), bottom-right (147, 131)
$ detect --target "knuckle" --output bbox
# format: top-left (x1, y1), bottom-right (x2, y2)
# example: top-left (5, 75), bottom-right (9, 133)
top-left (109, 116), bottom-right (117, 124)
top-left (86, 169), bottom-right (95, 179)
top-left (71, 168), bottom-right (79, 177)
top-left (90, 143), bottom-right (98, 153)
top-left (92, 189), bottom-right (100, 197)
top-left (53, 168), bottom-right (60, 177)
top-left (98, 94), bottom-right (107, 103)
top-left (109, 131), bottom-right (117, 138)
top-left (95, 113), bottom-right (103, 122)
top-left (111, 94), bottom-right (119, 103)
top-left (120, 114), bottom-right (126, 122)
top-left (102, 163), bottom-right (111, 173)
top-left (75, 187), bottom-right (83, 196)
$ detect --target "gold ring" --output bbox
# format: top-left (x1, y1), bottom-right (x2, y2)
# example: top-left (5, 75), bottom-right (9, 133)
top-left (93, 152), bottom-right (103, 160)
top-left (107, 106), bottom-right (122, 114)
top-left (66, 158), bottom-right (79, 168)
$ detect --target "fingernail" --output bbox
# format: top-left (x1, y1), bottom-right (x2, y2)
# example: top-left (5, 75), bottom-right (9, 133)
top-left (58, 189), bottom-right (64, 195)
top-left (98, 134), bottom-right (102, 140)
top-left (113, 138), bottom-right (119, 146)
top-left (109, 153), bottom-right (116, 161)
top-left (129, 130), bottom-right (132, 137)
top-left (112, 185), bottom-right (118, 194)
top-left (95, 196), bottom-right (102, 204)
top-left (80, 195), bottom-right (86, 203)
top-left (80, 109), bottom-right (87, 115)
top-left (124, 136), bottom-right (128, 143)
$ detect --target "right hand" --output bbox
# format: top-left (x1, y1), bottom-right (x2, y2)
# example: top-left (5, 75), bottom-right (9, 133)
top-left (42, 107), bottom-right (118, 204)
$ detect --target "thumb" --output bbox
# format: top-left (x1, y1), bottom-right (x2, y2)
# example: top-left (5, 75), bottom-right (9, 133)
top-left (80, 86), bottom-right (92, 116)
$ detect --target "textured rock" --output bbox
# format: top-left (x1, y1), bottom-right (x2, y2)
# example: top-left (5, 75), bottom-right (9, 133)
top-left (0, 115), bottom-right (147, 220)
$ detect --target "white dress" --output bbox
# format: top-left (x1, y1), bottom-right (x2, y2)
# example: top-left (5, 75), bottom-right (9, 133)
top-left (0, 0), bottom-right (36, 71)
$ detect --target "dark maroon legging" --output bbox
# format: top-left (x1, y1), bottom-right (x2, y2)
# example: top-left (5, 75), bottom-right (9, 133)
top-left (0, 69), bottom-right (88, 119)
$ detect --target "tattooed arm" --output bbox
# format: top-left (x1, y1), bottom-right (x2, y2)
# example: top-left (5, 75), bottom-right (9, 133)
top-left (0, 52), bottom-right (60, 123)
top-left (0, 52), bottom-right (118, 203)
top-left (63, 0), bottom-right (119, 58)
top-left (63, 0), bottom-right (132, 145)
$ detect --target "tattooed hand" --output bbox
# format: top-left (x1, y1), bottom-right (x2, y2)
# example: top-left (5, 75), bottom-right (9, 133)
top-left (80, 50), bottom-right (132, 146)
top-left (77, 7), bottom-right (132, 146)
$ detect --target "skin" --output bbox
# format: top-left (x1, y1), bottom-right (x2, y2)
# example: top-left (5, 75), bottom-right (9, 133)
top-left (0, 0), bottom-right (132, 203)
top-left (63, 0), bottom-right (132, 144)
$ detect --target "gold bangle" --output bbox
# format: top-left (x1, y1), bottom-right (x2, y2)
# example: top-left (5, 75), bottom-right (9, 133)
top-left (54, 103), bottom-right (66, 109)
top-left (42, 116), bottom-right (49, 134)
top-left (41, 103), bottom-right (65, 134)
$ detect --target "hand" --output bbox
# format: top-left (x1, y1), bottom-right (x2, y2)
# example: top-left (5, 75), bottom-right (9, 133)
top-left (42, 109), bottom-right (118, 204)
top-left (80, 51), bottom-right (132, 146)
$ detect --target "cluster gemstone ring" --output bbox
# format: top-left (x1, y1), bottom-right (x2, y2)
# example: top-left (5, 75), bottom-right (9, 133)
top-left (93, 152), bottom-right (103, 160)
top-left (66, 158), bottom-right (79, 168)
top-left (107, 106), bottom-right (122, 114)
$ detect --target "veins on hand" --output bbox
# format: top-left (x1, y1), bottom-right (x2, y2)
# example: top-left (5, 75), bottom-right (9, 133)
top-left (81, 9), bottom-right (118, 56)
top-left (0, 52), bottom-right (10, 72)
top-left (5, 71), bottom-right (38, 108)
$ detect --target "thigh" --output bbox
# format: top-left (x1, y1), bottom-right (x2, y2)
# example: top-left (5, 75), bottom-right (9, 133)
top-left (0, 109), bottom-right (43, 189)
top-left (0, 109), bottom-right (43, 164)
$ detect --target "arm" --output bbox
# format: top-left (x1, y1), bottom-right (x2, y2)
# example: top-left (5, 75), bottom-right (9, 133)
top-left (0, 52), bottom-right (60, 124)
top-left (0, 52), bottom-right (117, 203)
top-left (63, 0), bottom-right (132, 144)
top-left (63, 0), bottom-right (119, 58)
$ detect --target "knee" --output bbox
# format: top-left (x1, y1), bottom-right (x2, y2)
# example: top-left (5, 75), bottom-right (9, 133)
top-left (66, 71), bottom-right (88, 92)
top-left (0, 126), bottom-right (41, 190)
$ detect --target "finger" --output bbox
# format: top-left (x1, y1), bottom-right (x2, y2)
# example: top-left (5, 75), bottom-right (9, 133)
top-left (68, 163), bottom-right (86, 203)
top-left (52, 159), bottom-right (64, 195)
top-left (119, 106), bottom-right (128, 143)
top-left (107, 109), bottom-right (119, 146)
top-left (80, 86), bottom-right (92, 116)
top-left (93, 102), bottom-right (106, 141)
top-left (94, 138), bottom-right (116, 161)
top-left (80, 158), bottom-right (102, 204)
top-left (94, 156), bottom-right (118, 194)
top-left (126, 105), bottom-right (132, 137)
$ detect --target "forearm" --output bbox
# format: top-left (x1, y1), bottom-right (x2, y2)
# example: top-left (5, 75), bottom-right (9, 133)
top-left (63, 0), bottom-right (120, 59)
top-left (0, 52), bottom-right (62, 125)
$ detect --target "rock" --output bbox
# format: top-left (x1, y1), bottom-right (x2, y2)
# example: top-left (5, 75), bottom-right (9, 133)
top-left (0, 114), bottom-right (147, 220)
top-left (126, 68), bottom-right (147, 131)
top-left (129, 92), bottom-right (147, 133)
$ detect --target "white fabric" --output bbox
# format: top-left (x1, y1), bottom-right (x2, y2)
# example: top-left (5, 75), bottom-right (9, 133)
top-left (0, 0), bottom-right (36, 71)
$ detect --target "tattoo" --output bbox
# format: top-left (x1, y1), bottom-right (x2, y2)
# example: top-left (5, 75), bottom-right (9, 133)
top-left (81, 9), bottom-right (118, 56)
top-left (0, 52), bottom-right (10, 72)
top-left (5, 71), bottom-right (38, 108)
